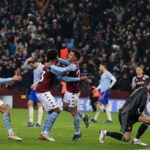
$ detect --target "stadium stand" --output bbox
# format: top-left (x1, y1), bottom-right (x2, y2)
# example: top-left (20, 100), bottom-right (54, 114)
top-left (0, 0), bottom-right (149, 92)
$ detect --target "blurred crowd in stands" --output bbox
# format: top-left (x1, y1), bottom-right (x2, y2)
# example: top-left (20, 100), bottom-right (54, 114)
top-left (0, 0), bottom-right (149, 92)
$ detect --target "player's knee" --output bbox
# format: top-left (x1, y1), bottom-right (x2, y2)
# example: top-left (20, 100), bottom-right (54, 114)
top-left (70, 110), bottom-right (77, 117)
top-left (71, 112), bottom-right (77, 117)
top-left (96, 105), bottom-right (101, 111)
top-left (104, 104), bottom-right (108, 108)
top-left (145, 118), bottom-right (150, 124)
top-left (37, 103), bottom-right (43, 108)
top-left (63, 105), bottom-right (68, 111)
top-left (56, 108), bottom-right (60, 114)
top-left (124, 137), bottom-right (130, 142)
top-left (124, 135), bottom-right (131, 142)
top-left (28, 101), bottom-right (33, 107)
top-left (97, 102), bottom-right (101, 107)
top-left (1, 105), bottom-right (9, 113)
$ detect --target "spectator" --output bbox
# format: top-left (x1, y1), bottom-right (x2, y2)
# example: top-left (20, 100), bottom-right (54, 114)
top-left (0, 0), bottom-right (149, 92)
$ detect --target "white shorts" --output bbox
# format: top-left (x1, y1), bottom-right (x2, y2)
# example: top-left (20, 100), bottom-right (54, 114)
top-left (36, 91), bottom-right (58, 111)
top-left (63, 91), bottom-right (80, 107)
top-left (0, 99), bottom-right (4, 106)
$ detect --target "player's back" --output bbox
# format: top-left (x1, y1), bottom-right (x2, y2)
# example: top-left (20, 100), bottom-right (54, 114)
top-left (100, 71), bottom-right (114, 92)
top-left (120, 87), bottom-right (148, 114)
top-left (33, 63), bottom-right (44, 84)
top-left (67, 63), bottom-right (80, 93)
top-left (36, 67), bottom-right (56, 93)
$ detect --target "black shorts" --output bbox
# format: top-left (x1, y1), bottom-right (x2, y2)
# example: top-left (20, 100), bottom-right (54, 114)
top-left (119, 113), bottom-right (138, 132)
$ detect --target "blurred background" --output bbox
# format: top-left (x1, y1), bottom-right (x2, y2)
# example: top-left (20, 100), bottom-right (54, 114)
top-left (0, 0), bottom-right (149, 93)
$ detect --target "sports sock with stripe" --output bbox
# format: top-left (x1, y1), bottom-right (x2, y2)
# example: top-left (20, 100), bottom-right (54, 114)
top-left (43, 112), bottom-right (59, 134)
top-left (3, 113), bottom-right (15, 135)
top-left (73, 114), bottom-right (80, 135)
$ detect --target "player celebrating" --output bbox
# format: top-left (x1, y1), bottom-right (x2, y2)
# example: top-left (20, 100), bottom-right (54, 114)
top-left (132, 66), bottom-right (149, 146)
top-left (0, 75), bottom-right (22, 141)
top-left (50, 50), bottom-right (89, 141)
top-left (91, 63), bottom-right (117, 123)
top-left (35, 50), bottom-right (61, 142)
top-left (99, 78), bottom-right (150, 144)
top-left (51, 51), bottom-right (90, 128)
top-left (22, 57), bottom-right (44, 127)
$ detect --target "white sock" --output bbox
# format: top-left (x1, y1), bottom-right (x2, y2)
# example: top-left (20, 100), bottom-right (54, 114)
top-left (94, 110), bottom-right (101, 121)
top-left (37, 106), bottom-right (43, 125)
top-left (29, 106), bottom-right (34, 123)
top-left (105, 106), bottom-right (112, 121)
top-left (8, 128), bottom-right (15, 135)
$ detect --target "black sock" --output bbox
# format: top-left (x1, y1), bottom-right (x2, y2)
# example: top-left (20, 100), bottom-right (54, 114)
top-left (106, 131), bottom-right (125, 141)
top-left (136, 123), bottom-right (148, 139)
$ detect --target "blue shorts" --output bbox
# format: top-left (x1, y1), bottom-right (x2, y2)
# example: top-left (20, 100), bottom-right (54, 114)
top-left (98, 90), bottom-right (110, 105)
top-left (29, 90), bottom-right (40, 103)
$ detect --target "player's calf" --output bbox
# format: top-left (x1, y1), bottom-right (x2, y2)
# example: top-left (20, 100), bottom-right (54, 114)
top-left (40, 108), bottom-right (60, 142)
top-left (27, 101), bottom-right (34, 127)
top-left (92, 102), bottom-right (101, 123)
top-left (0, 104), bottom-right (23, 141)
top-left (70, 107), bottom-right (81, 141)
top-left (36, 103), bottom-right (43, 127)
top-left (99, 129), bottom-right (131, 144)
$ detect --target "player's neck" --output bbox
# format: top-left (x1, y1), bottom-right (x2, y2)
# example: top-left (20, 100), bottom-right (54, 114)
top-left (137, 74), bottom-right (143, 78)
top-left (103, 69), bottom-right (107, 73)
top-left (34, 62), bottom-right (40, 68)
top-left (50, 61), bottom-right (56, 65)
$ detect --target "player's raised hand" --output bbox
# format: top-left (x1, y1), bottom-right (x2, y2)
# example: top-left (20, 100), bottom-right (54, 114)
top-left (12, 75), bottom-right (22, 81)
top-left (92, 89), bottom-right (98, 93)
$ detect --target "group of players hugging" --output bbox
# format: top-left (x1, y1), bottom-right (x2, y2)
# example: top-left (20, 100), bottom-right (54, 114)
top-left (0, 49), bottom-right (149, 146)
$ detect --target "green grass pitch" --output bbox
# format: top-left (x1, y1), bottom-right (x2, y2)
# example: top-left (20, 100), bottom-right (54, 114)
top-left (0, 109), bottom-right (150, 150)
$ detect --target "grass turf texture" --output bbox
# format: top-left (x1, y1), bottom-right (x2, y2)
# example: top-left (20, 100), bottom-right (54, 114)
top-left (0, 109), bottom-right (150, 150)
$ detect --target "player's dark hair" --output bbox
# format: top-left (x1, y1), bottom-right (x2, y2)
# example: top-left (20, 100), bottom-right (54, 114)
top-left (46, 49), bottom-right (58, 61)
top-left (144, 78), bottom-right (150, 86)
top-left (71, 49), bottom-right (81, 60)
top-left (100, 63), bottom-right (107, 68)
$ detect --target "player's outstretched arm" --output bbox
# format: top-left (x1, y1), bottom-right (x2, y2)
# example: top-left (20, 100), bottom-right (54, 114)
top-left (50, 68), bottom-right (80, 82)
top-left (50, 68), bottom-right (87, 82)
top-left (58, 76), bottom-right (80, 82)
top-left (51, 64), bottom-right (76, 73)
top-left (0, 77), bottom-right (13, 84)
top-left (0, 75), bottom-right (22, 84)
top-left (12, 75), bottom-right (22, 81)
top-left (58, 75), bottom-right (88, 83)
top-left (58, 58), bottom-right (70, 65)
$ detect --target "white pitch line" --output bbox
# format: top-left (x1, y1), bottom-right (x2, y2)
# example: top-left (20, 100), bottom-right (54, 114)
top-left (135, 148), bottom-right (150, 150)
